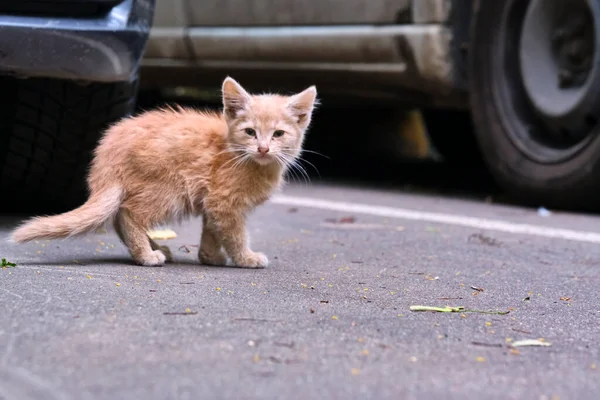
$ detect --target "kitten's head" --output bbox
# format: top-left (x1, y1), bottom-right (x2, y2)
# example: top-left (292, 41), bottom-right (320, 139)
top-left (221, 77), bottom-right (317, 167)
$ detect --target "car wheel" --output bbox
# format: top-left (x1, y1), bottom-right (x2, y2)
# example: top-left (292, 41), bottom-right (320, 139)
top-left (469, 0), bottom-right (600, 210)
top-left (0, 75), bottom-right (138, 213)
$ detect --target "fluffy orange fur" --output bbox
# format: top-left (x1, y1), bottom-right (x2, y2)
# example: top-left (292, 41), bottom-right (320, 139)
top-left (10, 77), bottom-right (318, 267)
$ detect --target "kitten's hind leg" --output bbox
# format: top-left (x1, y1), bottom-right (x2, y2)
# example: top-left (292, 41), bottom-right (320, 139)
top-left (115, 209), bottom-right (166, 266)
top-left (114, 219), bottom-right (173, 263)
top-left (198, 214), bottom-right (228, 266)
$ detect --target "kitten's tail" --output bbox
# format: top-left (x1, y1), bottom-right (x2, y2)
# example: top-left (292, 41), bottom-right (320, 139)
top-left (10, 186), bottom-right (123, 243)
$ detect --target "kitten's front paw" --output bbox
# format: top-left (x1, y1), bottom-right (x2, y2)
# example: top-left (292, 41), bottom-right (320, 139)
top-left (199, 249), bottom-right (228, 266)
top-left (233, 251), bottom-right (269, 269)
top-left (137, 250), bottom-right (166, 267)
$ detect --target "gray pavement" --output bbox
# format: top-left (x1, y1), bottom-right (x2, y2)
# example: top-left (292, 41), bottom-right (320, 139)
top-left (1, 183), bottom-right (599, 400)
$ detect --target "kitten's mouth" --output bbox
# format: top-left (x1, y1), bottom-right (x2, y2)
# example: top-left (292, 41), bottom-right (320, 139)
top-left (252, 153), bottom-right (274, 165)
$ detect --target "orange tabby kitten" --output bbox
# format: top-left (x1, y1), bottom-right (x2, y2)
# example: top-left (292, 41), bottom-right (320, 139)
top-left (10, 77), bottom-right (318, 267)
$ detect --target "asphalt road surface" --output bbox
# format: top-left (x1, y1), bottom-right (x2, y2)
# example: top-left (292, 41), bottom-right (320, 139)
top-left (1, 183), bottom-right (599, 400)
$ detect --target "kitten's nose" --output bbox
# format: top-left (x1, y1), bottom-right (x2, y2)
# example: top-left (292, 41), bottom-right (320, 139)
top-left (258, 146), bottom-right (270, 155)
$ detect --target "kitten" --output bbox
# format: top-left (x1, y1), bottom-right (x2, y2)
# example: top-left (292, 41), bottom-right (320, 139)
top-left (10, 77), bottom-right (318, 268)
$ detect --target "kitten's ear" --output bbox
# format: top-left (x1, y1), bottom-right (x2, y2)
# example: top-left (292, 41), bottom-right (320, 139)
top-left (288, 86), bottom-right (318, 129)
top-left (222, 77), bottom-right (251, 119)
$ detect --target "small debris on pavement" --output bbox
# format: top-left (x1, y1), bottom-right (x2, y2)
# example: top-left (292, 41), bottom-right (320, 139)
top-left (511, 328), bottom-right (532, 335)
top-left (147, 229), bottom-right (178, 240)
top-left (471, 286), bottom-right (484, 292)
top-left (559, 296), bottom-right (571, 301)
top-left (178, 245), bottom-right (196, 253)
top-left (471, 342), bottom-right (503, 348)
top-left (468, 233), bottom-right (502, 247)
top-left (511, 339), bottom-right (551, 347)
top-left (324, 216), bottom-right (356, 224)
top-left (537, 207), bottom-right (552, 217)
top-left (288, 207), bottom-right (298, 213)
top-left (163, 310), bottom-right (198, 316)
top-left (410, 305), bottom-right (510, 315)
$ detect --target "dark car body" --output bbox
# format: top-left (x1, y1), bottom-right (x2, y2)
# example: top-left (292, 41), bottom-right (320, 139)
top-left (0, 0), bottom-right (155, 212)
top-left (0, 0), bottom-right (153, 83)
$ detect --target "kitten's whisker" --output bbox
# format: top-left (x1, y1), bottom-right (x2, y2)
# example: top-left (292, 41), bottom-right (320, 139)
top-left (280, 155), bottom-right (310, 185)
top-left (296, 157), bottom-right (321, 177)
top-left (274, 154), bottom-right (300, 184)
top-left (221, 151), bottom-right (248, 170)
top-left (300, 149), bottom-right (330, 159)
top-left (292, 162), bottom-right (311, 184)
top-left (230, 153), bottom-right (251, 172)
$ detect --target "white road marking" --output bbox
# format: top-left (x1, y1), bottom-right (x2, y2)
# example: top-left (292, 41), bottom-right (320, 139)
top-left (271, 195), bottom-right (600, 244)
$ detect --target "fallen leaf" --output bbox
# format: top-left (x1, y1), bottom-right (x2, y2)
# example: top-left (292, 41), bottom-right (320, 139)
top-left (559, 296), bottom-right (571, 301)
top-left (511, 339), bottom-right (552, 347)
top-left (1, 258), bottom-right (16, 268)
top-left (147, 229), bottom-right (178, 240)
top-left (410, 305), bottom-right (465, 313)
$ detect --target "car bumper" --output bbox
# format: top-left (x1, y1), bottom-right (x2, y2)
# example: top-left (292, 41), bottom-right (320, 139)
top-left (0, 0), bottom-right (154, 82)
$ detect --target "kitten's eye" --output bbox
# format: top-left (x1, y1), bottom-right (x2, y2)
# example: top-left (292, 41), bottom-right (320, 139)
top-left (273, 130), bottom-right (285, 138)
top-left (244, 128), bottom-right (256, 137)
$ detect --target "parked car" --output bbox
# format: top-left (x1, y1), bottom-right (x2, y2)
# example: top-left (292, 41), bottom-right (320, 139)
top-left (141, 0), bottom-right (600, 210)
top-left (0, 0), bottom-right (155, 212)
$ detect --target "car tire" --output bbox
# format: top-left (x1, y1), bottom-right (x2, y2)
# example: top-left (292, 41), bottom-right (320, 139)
top-left (0, 75), bottom-right (138, 213)
top-left (469, 0), bottom-right (600, 210)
